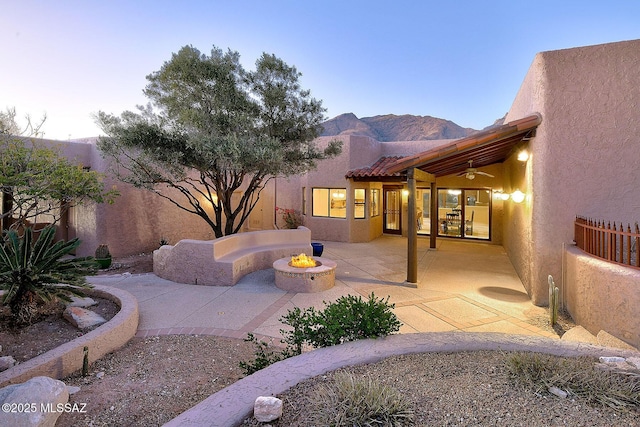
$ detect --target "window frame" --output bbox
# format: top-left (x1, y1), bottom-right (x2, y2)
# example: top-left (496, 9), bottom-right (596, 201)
top-left (312, 187), bottom-right (347, 218)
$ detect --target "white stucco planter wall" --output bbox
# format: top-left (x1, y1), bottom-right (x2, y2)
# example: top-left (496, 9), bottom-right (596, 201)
top-left (564, 245), bottom-right (640, 348)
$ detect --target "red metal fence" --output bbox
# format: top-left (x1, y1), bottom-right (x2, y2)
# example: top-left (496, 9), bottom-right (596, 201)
top-left (574, 216), bottom-right (639, 269)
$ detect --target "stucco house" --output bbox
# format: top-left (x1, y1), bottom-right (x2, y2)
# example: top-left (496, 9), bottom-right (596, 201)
top-left (3, 39), bottom-right (639, 346)
top-left (259, 38), bottom-right (640, 346)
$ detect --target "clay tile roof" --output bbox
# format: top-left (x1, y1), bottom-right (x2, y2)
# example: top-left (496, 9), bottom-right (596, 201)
top-left (345, 156), bottom-right (406, 179)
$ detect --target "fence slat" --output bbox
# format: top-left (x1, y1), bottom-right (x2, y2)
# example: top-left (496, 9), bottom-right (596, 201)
top-left (574, 216), bottom-right (639, 270)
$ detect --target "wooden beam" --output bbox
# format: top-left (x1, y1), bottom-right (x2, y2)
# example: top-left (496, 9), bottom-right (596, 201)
top-left (413, 168), bottom-right (435, 183)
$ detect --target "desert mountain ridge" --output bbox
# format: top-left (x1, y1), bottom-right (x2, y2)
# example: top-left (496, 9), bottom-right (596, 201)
top-left (320, 113), bottom-right (505, 141)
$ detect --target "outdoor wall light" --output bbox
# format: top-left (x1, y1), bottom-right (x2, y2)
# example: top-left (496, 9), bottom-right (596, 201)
top-left (511, 190), bottom-right (526, 203)
top-left (517, 150), bottom-right (529, 162)
top-left (493, 190), bottom-right (510, 201)
top-left (402, 189), bottom-right (410, 196)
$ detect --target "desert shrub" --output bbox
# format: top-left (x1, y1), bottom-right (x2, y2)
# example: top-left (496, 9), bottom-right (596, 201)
top-left (0, 226), bottom-right (96, 325)
top-left (306, 372), bottom-right (414, 426)
top-left (240, 293), bottom-right (401, 375)
top-left (506, 352), bottom-right (640, 411)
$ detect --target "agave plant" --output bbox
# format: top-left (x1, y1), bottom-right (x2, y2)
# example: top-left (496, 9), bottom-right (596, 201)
top-left (0, 226), bottom-right (97, 325)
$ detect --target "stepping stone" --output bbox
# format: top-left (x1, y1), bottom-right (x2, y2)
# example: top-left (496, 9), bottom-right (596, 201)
top-left (63, 306), bottom-right (106, 329)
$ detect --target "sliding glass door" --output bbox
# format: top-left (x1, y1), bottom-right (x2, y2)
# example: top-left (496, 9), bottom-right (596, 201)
top-left (437, 188), bottom-right (491, 240)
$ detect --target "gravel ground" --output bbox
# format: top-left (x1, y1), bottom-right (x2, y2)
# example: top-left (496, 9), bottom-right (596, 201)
top-left (58, 335), bottom-right (257, 426)
top-left (57, 340), bottom-right (639, 427)
top-left (240, 351), bottom-right (639, 426)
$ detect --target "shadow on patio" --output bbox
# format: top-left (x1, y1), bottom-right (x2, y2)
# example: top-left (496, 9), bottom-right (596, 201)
top-left (320, 236), bottom-right (557, 339)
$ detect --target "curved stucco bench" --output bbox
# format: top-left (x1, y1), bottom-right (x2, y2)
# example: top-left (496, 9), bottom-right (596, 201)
top-left (153, 227), bottom-right (312, 286)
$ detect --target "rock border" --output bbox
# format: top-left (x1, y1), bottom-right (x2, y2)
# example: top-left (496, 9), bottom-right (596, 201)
top-left (0, 284), bottom-right (139, 387)
top-left (164, 332), bottom-right (640, 427)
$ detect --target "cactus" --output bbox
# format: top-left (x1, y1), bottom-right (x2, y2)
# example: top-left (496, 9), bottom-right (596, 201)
top-left (548, 275), bottom-right (559, 326)
top-left (82, 346), bottom-right (89, 376)
top-left (95, 244), bottom-right (111, 259)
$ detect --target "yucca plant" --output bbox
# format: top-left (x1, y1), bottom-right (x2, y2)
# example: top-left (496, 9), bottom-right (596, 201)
top-left (0, 226), bottom-right (97, 326)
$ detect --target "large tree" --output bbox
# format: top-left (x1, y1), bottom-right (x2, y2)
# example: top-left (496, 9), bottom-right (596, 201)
top-left (96, 45), bottom-right (341, 237)
top-left (0, 108), bottom-right (118, 230)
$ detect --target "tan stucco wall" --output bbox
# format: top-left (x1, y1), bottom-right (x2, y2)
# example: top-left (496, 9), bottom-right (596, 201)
top-left (505, 39), bottom-right (640, 305)
top-left (16, 138), bottom-right (220, 257)
top-left (564, 246), bottom-right (640, 348)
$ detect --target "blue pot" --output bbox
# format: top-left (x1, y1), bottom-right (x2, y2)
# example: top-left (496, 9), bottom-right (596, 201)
top-left (311, 242), bottom-right (324, 257)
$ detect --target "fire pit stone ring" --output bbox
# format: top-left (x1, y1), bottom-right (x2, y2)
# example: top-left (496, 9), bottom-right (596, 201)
top-left (273, 256), bottom-right (337, 293)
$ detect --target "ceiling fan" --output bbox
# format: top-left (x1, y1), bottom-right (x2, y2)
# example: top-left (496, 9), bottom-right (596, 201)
top-left (457, 160), bottom-right (495, 180)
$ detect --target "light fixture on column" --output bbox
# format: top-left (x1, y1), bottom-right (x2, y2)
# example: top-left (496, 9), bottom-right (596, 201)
top-left (511, 190), bottom-right (526, 203)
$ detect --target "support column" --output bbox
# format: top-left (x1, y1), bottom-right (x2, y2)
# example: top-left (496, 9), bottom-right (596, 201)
top-left (430, 181), bottom-right (437, 249)
top-left (406, 168), bottom-right (418, 285)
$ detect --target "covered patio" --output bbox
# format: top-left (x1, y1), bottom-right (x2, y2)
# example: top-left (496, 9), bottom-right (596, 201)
top-left (322, 235), bottom-right (555, 337)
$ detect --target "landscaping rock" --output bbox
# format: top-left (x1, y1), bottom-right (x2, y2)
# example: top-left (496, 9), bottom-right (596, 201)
top-left (0, 376), bottom-right (69, 427)
top-left (548, 386), bottom-right (568, 399)
top-left (63, 306), bottom-right (106, 329)
top-left (67, 386), bottom-right (81, 395)
top-left (0, 356), bottom-right (16, 372)
top-left (626, 356), bottom-right (640, 370)
top-left (66, 296), bottom-right (97, 308)
top-left (254, 396), bottom-right (283, 422)
top-left (560, 326), bottom-right (599, 344)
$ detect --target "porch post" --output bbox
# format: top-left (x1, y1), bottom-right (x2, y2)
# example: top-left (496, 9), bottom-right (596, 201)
top-left (430, 181), bottom-right (437, 249)
top-left (406, 168), bottom-right (418, 285)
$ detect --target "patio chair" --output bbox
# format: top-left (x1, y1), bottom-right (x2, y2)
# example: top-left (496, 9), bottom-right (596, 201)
top-left (465, 211), bottom-right (474, 235)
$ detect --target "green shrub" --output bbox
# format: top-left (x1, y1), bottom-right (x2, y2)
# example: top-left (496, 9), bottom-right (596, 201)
top-left (240, 293), bottom-right (401, 375)
top-left (307, 372), bottom-right (414, 426)
top-left (0, 226), bottom-right (97, 325)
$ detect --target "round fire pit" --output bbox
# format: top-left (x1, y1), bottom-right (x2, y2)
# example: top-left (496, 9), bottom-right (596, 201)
top-left (273, 256), bottom-right (337, 293)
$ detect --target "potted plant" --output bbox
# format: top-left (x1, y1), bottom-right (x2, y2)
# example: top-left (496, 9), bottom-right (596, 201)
top-left (94, 244), bottom-right (112, 269)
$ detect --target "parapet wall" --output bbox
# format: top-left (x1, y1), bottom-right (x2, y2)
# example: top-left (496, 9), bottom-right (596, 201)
top-left (564, 245), bottom-right (640, 348)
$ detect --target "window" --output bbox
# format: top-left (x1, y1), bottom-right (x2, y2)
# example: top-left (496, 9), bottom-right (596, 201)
top-left (370, 189), bottom-right (380, 217)
top-left (354, 189), bottom-right (366, 219)
top-left (312, 188), bottom-right (346, 218)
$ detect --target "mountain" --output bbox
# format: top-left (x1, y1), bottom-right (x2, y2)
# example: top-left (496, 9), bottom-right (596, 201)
top-left (320, 113), bottom-right (478, 141)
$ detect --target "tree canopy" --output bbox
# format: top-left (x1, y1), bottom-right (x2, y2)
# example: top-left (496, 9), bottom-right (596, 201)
top-left (97, 45), bottom-right (341, 237)
top-left (0, 109), bottom-right (118, 229)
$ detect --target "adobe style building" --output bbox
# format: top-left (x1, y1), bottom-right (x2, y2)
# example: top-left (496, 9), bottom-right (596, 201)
top-left (5, 39), bottom-right (639, 346)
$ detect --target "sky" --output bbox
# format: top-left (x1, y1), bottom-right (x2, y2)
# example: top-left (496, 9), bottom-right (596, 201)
top-left (2, 1), bottom-right (640, 140)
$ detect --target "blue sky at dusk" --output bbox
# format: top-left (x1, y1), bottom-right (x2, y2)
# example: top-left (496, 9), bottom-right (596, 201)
top-left (2, 1), bottom-right (640, 140)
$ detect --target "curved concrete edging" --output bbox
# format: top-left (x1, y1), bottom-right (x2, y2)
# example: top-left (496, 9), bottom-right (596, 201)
top-left (0, 284), bottom-right (139, 387)
top-left (165, 332), bottom-right (640, 427)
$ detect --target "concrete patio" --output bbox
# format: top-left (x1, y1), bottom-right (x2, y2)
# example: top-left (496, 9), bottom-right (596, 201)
top-left (88, 236), bottom-right (557, 341)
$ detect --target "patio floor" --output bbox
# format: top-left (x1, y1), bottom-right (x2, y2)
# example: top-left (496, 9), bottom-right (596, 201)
top-left (90, 235), bottom-right (557, 341)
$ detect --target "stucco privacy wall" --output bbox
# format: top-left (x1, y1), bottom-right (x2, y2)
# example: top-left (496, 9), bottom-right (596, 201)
top-left (505, 39), bottom-right (640, 305)
top-left (11, 138), bottom-right (217, 257)
top-left (564, 246), bottom-right (640, 348)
